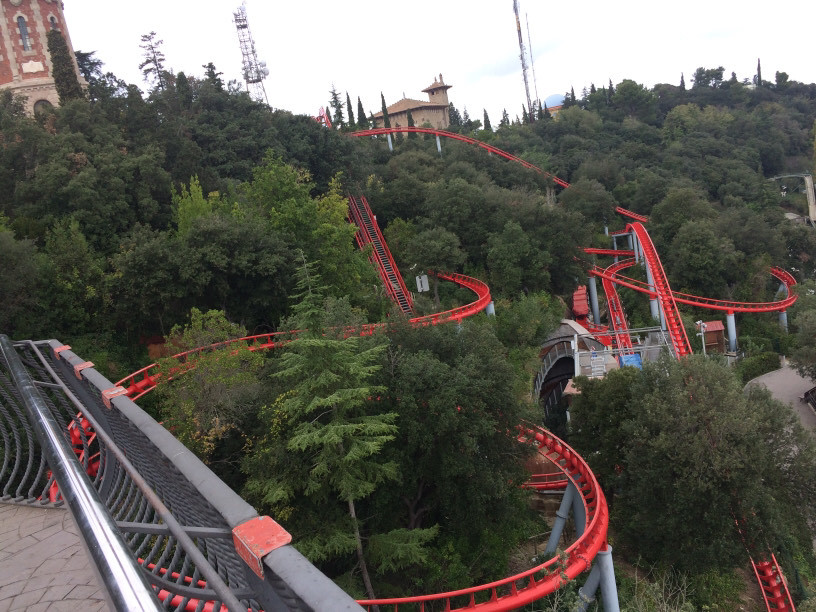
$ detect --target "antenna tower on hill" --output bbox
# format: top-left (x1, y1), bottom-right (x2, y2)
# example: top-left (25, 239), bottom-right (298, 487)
top-left (512, 0), bottom-right (533, 117)
top-left (233, 4), bottom-right (269, 105)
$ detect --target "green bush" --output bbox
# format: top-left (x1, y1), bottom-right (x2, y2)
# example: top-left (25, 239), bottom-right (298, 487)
top-left (737, 351), bottom-right (781, 383)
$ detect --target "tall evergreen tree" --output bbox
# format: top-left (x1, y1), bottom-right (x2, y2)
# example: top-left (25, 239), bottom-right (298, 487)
top-left (356, 96), bottom-right (369, 129)
top-left (680, 72), bottom-right (686, 90)
top-left (482, 109), bottom-right (492, 131)
top-left (380, 92), bottom-right (391, 129)
top-left (345, 92), bottom-right (355, 128)
top-left (329, 84), bottom-right (344, 127)
top-left (499, 108), bottom-right (510, 128)
top-left (138, 31), bottom-right (166, 91)
top-left (47, 30), bottom-right (84, 104)
top-left (756, 57), bottom-right (763, 87)
top-left (447, 102), bottom-right (462, 126)
top-left (521, 105), bottom-right (529, 124)
top-left (406, 109), bottom-right (416, 139)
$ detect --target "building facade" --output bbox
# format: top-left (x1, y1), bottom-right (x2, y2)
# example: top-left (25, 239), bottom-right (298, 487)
top-left (373, 73), bottom-right (451, 130)
top-left (0, 0), bottom-right (83, 113)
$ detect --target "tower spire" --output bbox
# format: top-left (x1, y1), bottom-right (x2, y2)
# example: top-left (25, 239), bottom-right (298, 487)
top-left (233, 4), bottom-right (269, 105)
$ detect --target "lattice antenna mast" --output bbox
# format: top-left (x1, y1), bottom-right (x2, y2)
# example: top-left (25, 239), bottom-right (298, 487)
top-left (526, 13), bottom-right (540, 111)
top-left (513, 0), bottom-right (533, 117)
top-left (233, 5), bottom-right (269, 105)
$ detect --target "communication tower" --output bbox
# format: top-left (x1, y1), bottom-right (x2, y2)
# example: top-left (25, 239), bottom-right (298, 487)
top-left (512, 0), bottom-right (533, 117)
top-left (233, 4), bottom-right (269, 105)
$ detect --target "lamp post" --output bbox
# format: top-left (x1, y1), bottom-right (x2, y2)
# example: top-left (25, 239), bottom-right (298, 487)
top-left (696, 320), bottom-right (707, 357)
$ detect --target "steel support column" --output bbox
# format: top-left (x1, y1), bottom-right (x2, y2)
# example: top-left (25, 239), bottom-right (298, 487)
top-left (727, 311), bottom-right (737, 352)
top-left (544, 482), bottom-right (576, 556)
top-left (779, 310), bottom-right (788, 333)
top-left (588, 276), bottom-right (601, 326)
top-left (435, 134), bottom-right (442, 156)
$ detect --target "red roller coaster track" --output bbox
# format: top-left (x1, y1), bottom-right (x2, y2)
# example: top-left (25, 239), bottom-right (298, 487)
top-left (108, 132), bottom-right (800, 611)
top-left (350, 127), bottom-right (571, 189)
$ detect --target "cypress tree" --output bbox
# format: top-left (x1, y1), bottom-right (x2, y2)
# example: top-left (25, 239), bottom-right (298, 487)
top-left (345, 92), bottom-right (355, 128)
top-left (499, 108), bottom-right (510, 128)
top-left (483, 109), bottom-right (492, 131)
top-left (756, 58), bottom-right (763, 87)
top-left (680, 72), bottom-right (686, 90)
top-left (356, 96), bottom-right (369, 129)
top-left (521, 105), bottom-right (529, 124)
top-left (406, 109), bottom-right (416, 139)
top-left (380, 92), bottom-right (391, 129)
top-left (47, 29), bottom-right (83, 104)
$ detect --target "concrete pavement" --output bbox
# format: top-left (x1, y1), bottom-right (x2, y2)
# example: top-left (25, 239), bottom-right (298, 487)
top-left (745, 363), bottom-right (816, 431)
top-left (0, 503), bottom-right (108, 611)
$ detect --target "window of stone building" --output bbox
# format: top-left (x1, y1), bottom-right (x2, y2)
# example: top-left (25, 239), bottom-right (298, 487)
top-left (49, 16), bottom-right (58, 30)
top-left (33, 99), bottom-right (53, 114)
top-left (17, 16), bottom-right (31, 51)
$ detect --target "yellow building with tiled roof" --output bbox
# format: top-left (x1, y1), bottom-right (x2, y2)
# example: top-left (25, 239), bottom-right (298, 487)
top-left (373, 73), bottom-right (451, 130)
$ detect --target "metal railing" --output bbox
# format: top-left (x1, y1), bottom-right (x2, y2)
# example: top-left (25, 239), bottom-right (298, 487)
top-left (0, 335), bottom-right (363, 611)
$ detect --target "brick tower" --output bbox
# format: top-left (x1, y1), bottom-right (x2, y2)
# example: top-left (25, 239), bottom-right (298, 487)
top-left (0, 0), bottom-right (83, 113)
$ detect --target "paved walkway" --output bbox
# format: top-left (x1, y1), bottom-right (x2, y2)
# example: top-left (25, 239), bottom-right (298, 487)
top-left (746, 363), bottom-right (816, 432)
top-left (0, 502), bottom-right (108, 611)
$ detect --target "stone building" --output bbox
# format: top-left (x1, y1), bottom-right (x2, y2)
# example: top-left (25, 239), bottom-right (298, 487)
top-left (372, 73), bottom-right (451, 130)
top-left (0, 0), bottom-right (84, 113)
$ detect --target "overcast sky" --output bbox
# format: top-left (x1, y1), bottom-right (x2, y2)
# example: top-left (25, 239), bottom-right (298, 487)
top-left (64, 0), bottom-right (816, 124)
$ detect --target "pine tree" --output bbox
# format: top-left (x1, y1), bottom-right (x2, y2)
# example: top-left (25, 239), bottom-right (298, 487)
top-left (538, 101), bottom-right (545, 120)
top-left (680, 72), bottom-right (686, 90)
top-left (345, 92), bottom-right (355, 129)
top-left (590, 83), bottom-right (596, 94)
top-left (608, 79), bottom-right (615, 96)
top-left (521, 105), bottom-right (529, 124)
top-left (138, 31), bottom-right (166, 91)
top-left (499, 108), bottom-right (510, 128)
top-left (356, 97), bottom-right (369, 129)
top-left (543, 103), bottom-right (551, 120)
top-left (756, 58), bottom-right (763, 87)
top-left (248, 257), bottom-right (400, 601)
top-left (482, 109), bottom-right (492, 131)
top-left (46, 30), bottom-right (83, 104)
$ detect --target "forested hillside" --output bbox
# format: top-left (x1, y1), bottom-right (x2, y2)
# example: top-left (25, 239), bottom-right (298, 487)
top-left (3, 56), bottom-right (816, 607)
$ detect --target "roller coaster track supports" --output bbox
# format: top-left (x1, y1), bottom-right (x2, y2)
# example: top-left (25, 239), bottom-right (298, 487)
top-left (727, 312), bottom-right (737, 352)
top-left (576, 546), bottom-right (620, 612)
top-left (780, 310), bottom-right (788, 332)
top-left (644, 264), bottom-right (661, 323)
top-left (436, 133), bottom-right (442, 156)
top-left (486, 301), bottom-right (496, 316)
top-left (544, 482), bottom-right (577, 556)
top-left (588, 277), bottom-right (601, 326)
top-left (386, 133), bottom-right (393, 152)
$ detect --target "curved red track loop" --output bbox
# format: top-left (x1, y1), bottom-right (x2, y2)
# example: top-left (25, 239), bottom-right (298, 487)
top-left (350, 127), bottom-right (570, 188)
top-left (115, 272), bottom-right (491, 399)
top-left (357, 424), bottom-right (608, 612)
top-left (589, 259), bottom-right (797, 314)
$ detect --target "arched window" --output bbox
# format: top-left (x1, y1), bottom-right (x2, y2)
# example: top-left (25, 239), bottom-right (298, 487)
top-left (49, 16), bottom-right (58, 30)
top-left (17, 16), bottom-right (31, 51)
top-left (33, 100), bottom-right (53, 114)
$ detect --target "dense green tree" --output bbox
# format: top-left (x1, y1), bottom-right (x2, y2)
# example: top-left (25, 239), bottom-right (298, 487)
top-left (447, 102), bottom-right (462, 126)
top-left (0, 231), bottom-right (43, 337)
top-left (571, 355), bottom-right (816, 573)
top-left (380, 92), bottom-right (391, 129)
top-left (405, 227), bottom-right (466, 307)
top-left (155, 308), bottom-right (264, 462)
top-left (499, 108), bottom-right (510, 128)
top-left (47, 30), bottom-right (84, 104)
